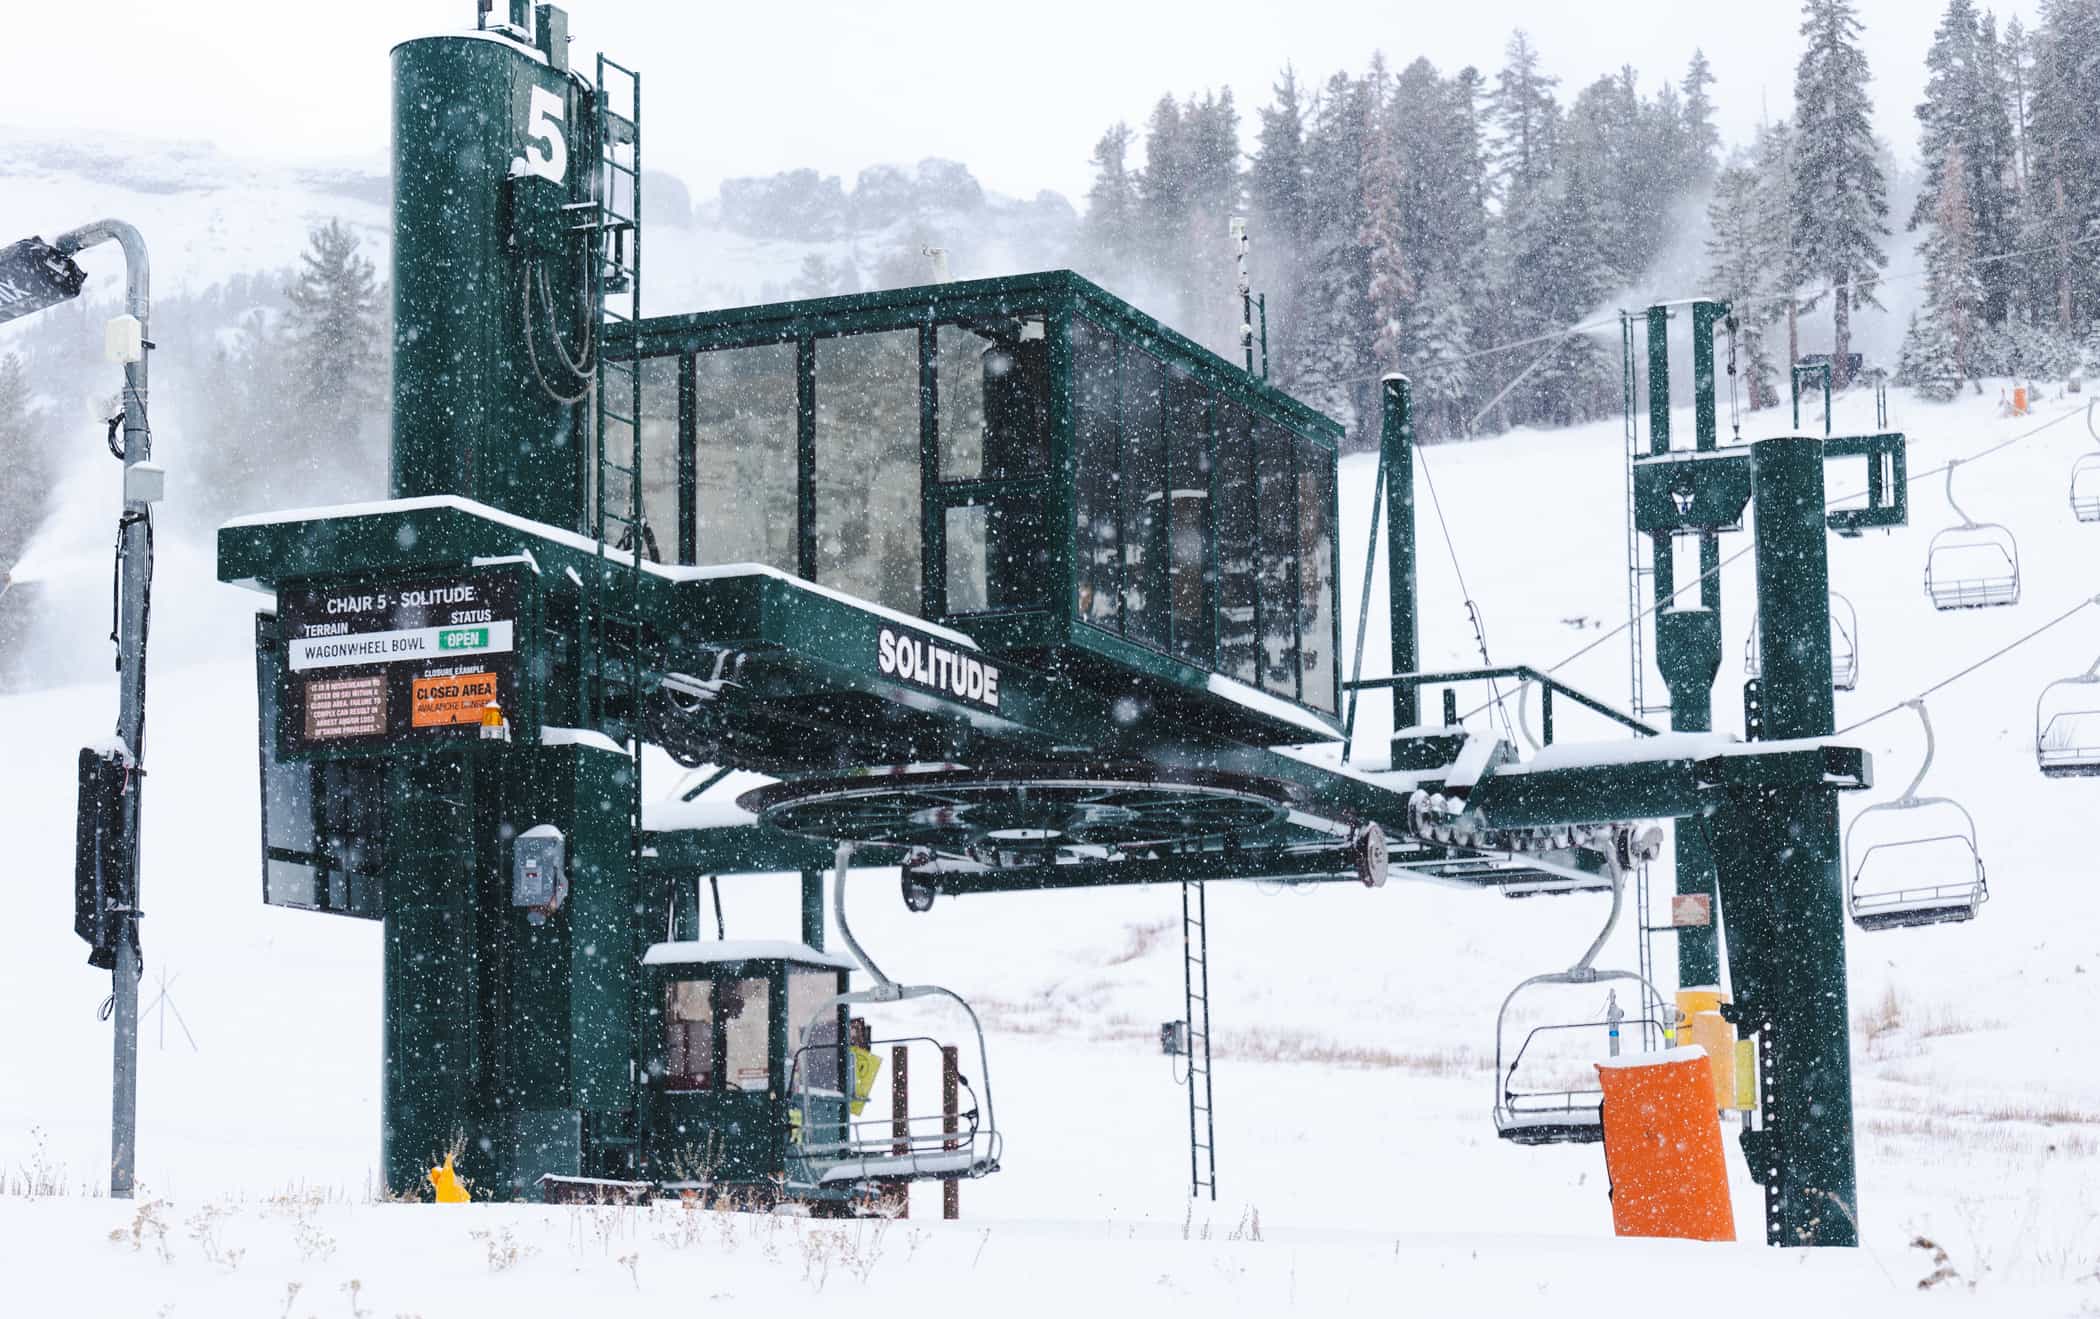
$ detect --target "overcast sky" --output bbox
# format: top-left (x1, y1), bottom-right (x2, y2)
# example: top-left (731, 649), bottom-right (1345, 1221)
top-left (6, 1), bottom-right (2030, 204)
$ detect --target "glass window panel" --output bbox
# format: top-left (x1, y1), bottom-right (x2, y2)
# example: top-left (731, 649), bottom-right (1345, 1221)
top-left (1120, 347), bottom-right (1167, 649)
top-left (816, 331), bottom-right (922, 616)
top-left (663, 979), bottom-right (715, 1092)
top-left (945, 497), bottom-right (1048, 616)
top-left (1071, 319), bottom-right (1122, 629)
top-left (1257, 418), bottom-right (1300, 699)
top-left (787, 969), bottom-right (842, 1094)
top-left (265, 857), bottom-right (320, 910)
top-left (1214, 403), bottom-right (1258, 685)
top-left (721, 975), bottom-right (773, 1093)
top-left (693, 342), bottom-right (799, 572)
top-left (939, 321), bottom-right (1048, 481)
top-left (638, 353), bottom-right (680, 563)
top-left (1297, 437), bottom-right (1338, 713)
top-left (1166, 371), bottom-right (1213, 666)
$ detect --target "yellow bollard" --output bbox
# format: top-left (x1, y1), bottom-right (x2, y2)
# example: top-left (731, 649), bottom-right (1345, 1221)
top-left (428, 1152), bottom-right (471, 1203)
top-left (1689, 1010), bottom-right (1737, 1109)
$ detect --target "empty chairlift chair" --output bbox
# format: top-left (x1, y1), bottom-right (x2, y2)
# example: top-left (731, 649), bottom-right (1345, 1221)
top-left (1491, 856), bottom-right (1667, 1145)
top-left (1743, 593), bottom-right (1861, 692)
top-left (2070, 401), bottom-right (2100, 522)
top-left (1924, 459), bottom-right (2021, 610)
top-left (2036, 657), bottom-right (2100, 776)
top-left (1844, 700), bottom-right (1989, 930)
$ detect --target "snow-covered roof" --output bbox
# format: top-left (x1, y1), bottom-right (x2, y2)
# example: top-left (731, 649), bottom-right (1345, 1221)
top-left (222, 495), bottom-right (977, 648)
top-left (389, 29), bottom-right (548, 65)
top-left (642, 940), bottom-right (857, 971)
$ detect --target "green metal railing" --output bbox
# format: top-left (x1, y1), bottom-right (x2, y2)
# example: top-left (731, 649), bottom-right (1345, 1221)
top-left (1343, 665), bottom-right (1658, 757)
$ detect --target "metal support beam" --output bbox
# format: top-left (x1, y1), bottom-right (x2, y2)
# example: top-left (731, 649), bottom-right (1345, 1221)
top-left (1714, 434), bottom-right (1856, 1247)
top-left (1381, 376), bottom-right (1418, 736)
top-left (800, 869), bottom-right (824, 950)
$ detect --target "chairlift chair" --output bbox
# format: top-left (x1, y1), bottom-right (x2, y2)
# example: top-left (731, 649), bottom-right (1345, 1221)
top-left (1924, 459), bottom-right (2021, 610)
top-left (2069, 401), bottom-right (2100, 522)
top-left (1490, 848), bottom-right (1669, 1145)
top-left (1742, 593), bottom-right (1861, 692)
top-left (783, 842), bottom-right (1001, 1195)
top-left (1844, 700), bottom-right (1988, 931)
top-left (2035, 657), bottom-right (2100, 777)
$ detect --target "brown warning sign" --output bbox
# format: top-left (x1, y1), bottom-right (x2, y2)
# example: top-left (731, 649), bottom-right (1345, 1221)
top-left (412, 672), bottom-right (501, 728)
top-left (304, 674), bottom-right (388, 741)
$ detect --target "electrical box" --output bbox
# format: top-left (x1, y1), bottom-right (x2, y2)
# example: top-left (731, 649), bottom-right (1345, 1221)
top-left (506, 172), bottom-right (568, 258)
top-left (513, 824), bottom-right (567, 922)
top-left (73, 745), bottom-right (132, 968)
top-left (1160, 1020), bottom-right (1190, 1057)
top-left (105, 314), bottom-right (144, 365)
top-left (124, 462), bottom-right (165, 505)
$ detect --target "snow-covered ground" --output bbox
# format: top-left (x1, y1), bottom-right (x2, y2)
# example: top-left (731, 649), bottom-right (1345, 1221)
top-left (5, 379), bottom-right (2100, 1315)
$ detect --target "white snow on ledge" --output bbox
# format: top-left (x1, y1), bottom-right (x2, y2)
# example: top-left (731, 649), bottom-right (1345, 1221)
top-left (1597, 1044), bottom-right (1709, 1070)
top-left (642, 940), bottom-right (856, 970)
top-left (643, 798), bottom-right (759, 834)
top-left (1206, 672), bottom-right (1341, 741)
top-left (223, 495), bottom-right (978, 649)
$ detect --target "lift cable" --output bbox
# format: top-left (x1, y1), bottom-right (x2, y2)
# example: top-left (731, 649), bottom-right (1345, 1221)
top-left (1834, 594), bottom-right (2100, 737)
top-left (1449, 403), bottom-right (2090, 727)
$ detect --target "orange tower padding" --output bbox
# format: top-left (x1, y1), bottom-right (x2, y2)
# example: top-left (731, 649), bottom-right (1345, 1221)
top-left (1595, 1045), bottom-right (1735, 1242)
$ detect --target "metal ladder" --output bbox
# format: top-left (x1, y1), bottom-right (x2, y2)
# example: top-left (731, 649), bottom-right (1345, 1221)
top-left (1181, 879), bottom-right (1216, 1200)
top-left (1621, 313), bottom-right (1668, 721)
top-left (589, 53), bottom-right (646, 1173)
top-left (589, 52), bottom-right (645, 728)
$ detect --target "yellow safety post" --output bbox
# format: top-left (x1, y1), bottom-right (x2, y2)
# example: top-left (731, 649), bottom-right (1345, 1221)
top-left (427, 1152), bottom-right (471, 1203)
top-left (1733, 1038), bottom-right (1759, 1111)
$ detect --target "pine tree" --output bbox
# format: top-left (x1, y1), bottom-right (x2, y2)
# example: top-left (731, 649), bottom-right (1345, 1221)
top-left (1359, 70), bottom-right (1414, 371)
top-left (1251, 68), bottom-right (1310, 252)
top-left (1912, 0), bottom-right (2018, 323)
top-left (1704, 165), bottom-right (1780, 409)
top-left (1790, 0), bottom-right (1890, 389)
top-left (1488, 31), bottom-right (1560, 203)
top-left (1921, 145), bottom-right (1986, 391)
top-left (1681, 50), bottom-right (1721, 184)
top-left (1083, 122), bottom-right (1140, 283)
top-left (282, 219), bottom-right (383, 440)
top-left (1896, 310), bottom-right (1961, 400)
top-left (2025, 0), bottom-right (2100, 335)
top-left (0, 352), bottom-right (48, 576)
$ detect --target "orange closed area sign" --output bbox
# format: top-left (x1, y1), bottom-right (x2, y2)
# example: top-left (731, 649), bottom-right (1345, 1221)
top-left (412, 672), bottom-right (500, 728)
top-left (1596, 1045), bottom-right (1736, 1242)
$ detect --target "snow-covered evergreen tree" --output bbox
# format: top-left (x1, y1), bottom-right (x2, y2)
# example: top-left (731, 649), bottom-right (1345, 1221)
top-left (1920, 145), bottom-right (1986, 392)
top-left (1681, 50), bottom-right (1722, 185)
top-left (1359, 66), bottom-right (1414, 372)
top-left (1704, 165), bottom-right (1780, 409)
top-left (1789, 0), bottom-right (1890, 389)
top-left (282, 219), bottom-right (383, 441)
top-left (1912, 0), bottom-right (2018, 324)
top-left (1082, 122), bottom-right (1140, 285)
top-left (1896, 310), bottom-right (1961, 400)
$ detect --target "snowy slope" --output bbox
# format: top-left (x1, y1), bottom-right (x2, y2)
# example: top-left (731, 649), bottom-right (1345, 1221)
top-left (3, 381), bottom-right (2099, 1314)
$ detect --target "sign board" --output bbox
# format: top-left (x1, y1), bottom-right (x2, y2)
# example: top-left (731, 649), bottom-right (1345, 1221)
top-left (277, 569), bottom-right (523, 753)
top-left (0, 237), bottom-right (88, 327)
top-left (1670, 894), bottom-right (1714, 928)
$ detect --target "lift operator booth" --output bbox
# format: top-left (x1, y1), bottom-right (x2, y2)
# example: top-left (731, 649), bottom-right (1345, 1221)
top-left (219, 1), bottom-right (1908, 1244)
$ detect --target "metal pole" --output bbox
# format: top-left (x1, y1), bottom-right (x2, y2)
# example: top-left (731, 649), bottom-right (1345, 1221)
top-left (891, 1045), bottom-right (910, 1219)
top-left (1713, 434), bottom-right (1856, 1247)
top-left (54, 218), bottom-right (150, 1202)
top-left (799, 868), bottom-right (823, 950)
top-left (1380, 376), bottom-right (1418, 737)
top-left (941, 1045), bottom-right (959, 1220)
